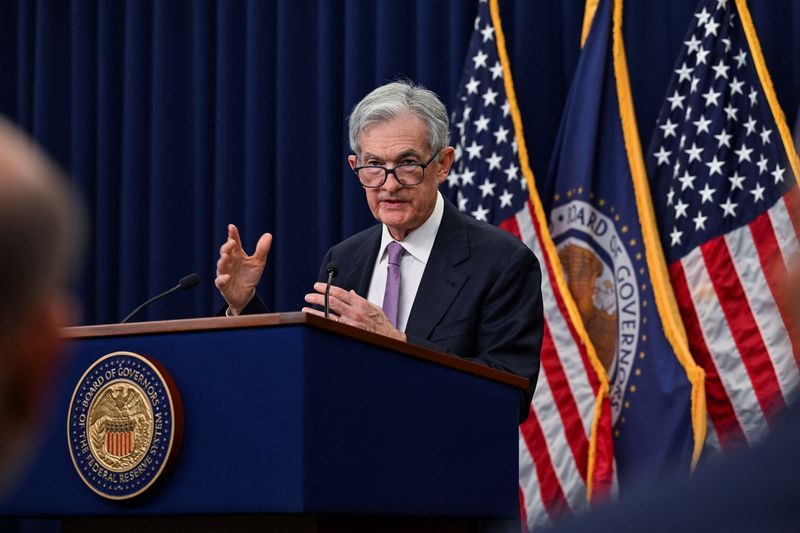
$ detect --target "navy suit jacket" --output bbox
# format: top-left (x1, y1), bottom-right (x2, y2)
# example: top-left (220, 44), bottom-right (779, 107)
top-left (244, 198), bottom-right (543, 420)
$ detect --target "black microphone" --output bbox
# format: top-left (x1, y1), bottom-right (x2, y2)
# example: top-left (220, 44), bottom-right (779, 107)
top-left (324, 262), bottom-right (338, 319)
top-left (121, 273), bottom-right (200, 323)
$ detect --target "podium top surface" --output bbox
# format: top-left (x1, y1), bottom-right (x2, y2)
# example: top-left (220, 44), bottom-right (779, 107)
top-left (62, 312), bottom-right (528, 390)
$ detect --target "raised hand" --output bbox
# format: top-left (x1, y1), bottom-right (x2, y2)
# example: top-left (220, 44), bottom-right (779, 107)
top-left (215, 224), bottom-right (272, 314)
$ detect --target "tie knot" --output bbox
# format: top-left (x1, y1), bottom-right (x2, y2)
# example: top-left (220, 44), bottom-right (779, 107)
top-left (387, 241), bottom-right (405, 266)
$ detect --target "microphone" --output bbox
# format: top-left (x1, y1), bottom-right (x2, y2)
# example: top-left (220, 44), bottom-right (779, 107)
top-left (324, 262), bottom-right (338, 319)
top-left (121, 273), bottom-right (200, 323)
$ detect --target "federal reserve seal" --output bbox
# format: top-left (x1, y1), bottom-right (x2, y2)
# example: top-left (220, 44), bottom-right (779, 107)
top-left (550, 199), bottom-right (641, 423)
top-left (67, 351), bottom-right (183, 499)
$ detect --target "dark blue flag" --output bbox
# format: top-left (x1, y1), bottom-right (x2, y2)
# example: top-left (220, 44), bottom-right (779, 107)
top-left (542, 0), bottom-right (705, 491)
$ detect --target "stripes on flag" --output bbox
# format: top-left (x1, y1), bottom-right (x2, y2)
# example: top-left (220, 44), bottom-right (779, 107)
top-left (647, 0), bottom-right (800, 453)
top-left (514, 201), bottom-right (615, 525)
top-left (670, 191), bottom-right (800, 448)
top-left (445, 0), bottom-right (614, 528)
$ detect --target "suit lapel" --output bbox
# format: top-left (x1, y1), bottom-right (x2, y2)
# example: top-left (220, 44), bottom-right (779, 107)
top-left (341, 226), bottom-right (381, 297)
top-left (406, 199), bottom-right (470, 339)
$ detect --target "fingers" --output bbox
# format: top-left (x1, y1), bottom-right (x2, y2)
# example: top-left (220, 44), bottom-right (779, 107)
top-left (253, 233), bottom-right (273, 263)
top-left (219, 228), bottom-right (243, 258)
top-left (214, 273), bottom-right (230, 290)
top-left (302, 307), bottom-right (338, 320)
top-left (220, 226), bottom-right (271, 265)
top-left (304, 288), bottom-right (401, 340)
top-left (306, 286), bottom-right (351, 316)
top-left (312, 282), bottom-right (355, 305)
top-left (228, 224), bottom-right (242, 245)
top-left (306, 285), bottom-right (377, 324)
top-left (303, 292), bottom-right (329, 309)
top-left (216, 245), bottom-right (237, 275)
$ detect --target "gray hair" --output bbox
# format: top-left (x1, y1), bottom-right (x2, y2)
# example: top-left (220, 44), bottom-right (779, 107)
top-left (0, 118), bottom-right (85, 325)
top-left (348, 81), bottom-right (450, 157)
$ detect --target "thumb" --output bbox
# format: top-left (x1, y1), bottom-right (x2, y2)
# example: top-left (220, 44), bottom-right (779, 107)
top-left (253, 233), bottom-right (273, 263)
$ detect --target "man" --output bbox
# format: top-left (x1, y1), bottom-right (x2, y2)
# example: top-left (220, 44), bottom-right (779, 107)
top-left (216, 81), bottom-right (543, 419)
top-left (0, 119), bottom-right (84, 494)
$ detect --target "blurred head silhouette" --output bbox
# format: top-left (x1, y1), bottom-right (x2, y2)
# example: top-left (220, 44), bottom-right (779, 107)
top-left (0, 118), bottom-right (85, 494)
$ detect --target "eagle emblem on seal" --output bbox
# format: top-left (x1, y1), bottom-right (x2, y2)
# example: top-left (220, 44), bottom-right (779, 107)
top-left (88, 382), bottom-right (154, 470)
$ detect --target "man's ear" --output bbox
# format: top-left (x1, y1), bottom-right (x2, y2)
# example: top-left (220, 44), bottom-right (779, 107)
top-left (436, 147), bottom-right (456, 185)
top-left (348, 154), bottom-right (357, 170)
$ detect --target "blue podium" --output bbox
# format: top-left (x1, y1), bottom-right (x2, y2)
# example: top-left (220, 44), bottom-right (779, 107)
top-left (2, 313), bottom-right (526, 531)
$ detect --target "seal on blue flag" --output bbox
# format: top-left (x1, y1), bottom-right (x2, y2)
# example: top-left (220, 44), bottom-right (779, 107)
top-left (67, 351), bottom-right (183, 500)
top-left (550, 198), bottom-right (642, 424)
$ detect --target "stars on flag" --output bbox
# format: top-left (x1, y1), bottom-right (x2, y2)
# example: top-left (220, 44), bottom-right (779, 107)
top-left (729, 77), bottom-right (744, 95)
top-left (750, 182), bottom-right (765, 202)
top-left (699, 183), bottom-right (716, 203)
top-left (711, 60), bottom-right (729, 79)
top-left (693, 211), bottom-right (708, 230)
top-left (445, 7), bottom-right (528, 223)
top-left (466, 141), bottom-right (483, 160)
top-left (480, 24), bottom-right (494, 43)
top-left (478, 177), bottom-right (497, 198)
top-left (693, 114), bottom-right (712, 134)
top-left (667, 91), bottom-right (686, 110)
top-left (486, 151), bottom-right (503, 171)
top-left (648, 0), bottom-right (795, 259)
top-left (472, 50), bottom-right (488, 69)
top-left (771, 164), bottom-right (785, 184)
top-left (489, 61), bottom-right (503, 80)
top-left (660, 118), bottom-right (678, 138)
top-left (720, 197), bottom-right (738, 217)
top-left (715, 129), bottom-right (732, 148)
top-left (728, 171), bottom-right (746, 190)
top-left (675, 62), bottom-right (693, 82)
top-left (695, 47), bottom-right (711, 65)
top-left (702, 87), bottom-right (721, 107)
top-left (706, 155), bottom-right (725, 175)
top-left (734, 48), bottom-right (747, 68)
top-left (759, 125), bottom-right (772, 145)
top-left (686, 143), bottom-right (704, 163)
top-left (654, 146), bottom-right (672, 166)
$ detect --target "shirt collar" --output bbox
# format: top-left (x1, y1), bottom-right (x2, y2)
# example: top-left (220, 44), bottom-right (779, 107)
top-left (378, 191), bottom-right (444, 265)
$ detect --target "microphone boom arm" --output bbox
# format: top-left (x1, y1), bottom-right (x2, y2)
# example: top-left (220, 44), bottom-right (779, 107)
top-left (121, 273), bottom-right (200, 323)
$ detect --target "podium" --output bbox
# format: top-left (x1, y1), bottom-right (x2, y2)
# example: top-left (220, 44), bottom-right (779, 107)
top-left (1, 313), bottom-right (526, 531)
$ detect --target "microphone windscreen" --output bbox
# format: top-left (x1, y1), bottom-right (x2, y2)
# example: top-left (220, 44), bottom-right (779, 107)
top-left (178, 273), bottom-right (200, 291)
top-left (326, 262), bottom-right (338, 277)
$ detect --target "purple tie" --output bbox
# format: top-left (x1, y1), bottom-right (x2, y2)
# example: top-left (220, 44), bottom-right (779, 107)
top-left (382, 241), bottom-right (405, 328)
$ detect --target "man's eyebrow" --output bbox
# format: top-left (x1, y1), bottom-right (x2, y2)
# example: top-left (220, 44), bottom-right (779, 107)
top-left (396, 149), bottom-right (423, 160)
top-left (360, 149), bottom-right (423, 161)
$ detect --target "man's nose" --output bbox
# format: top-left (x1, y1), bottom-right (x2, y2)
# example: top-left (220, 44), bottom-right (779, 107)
top-left (381, 170), bottom-right (404, 192)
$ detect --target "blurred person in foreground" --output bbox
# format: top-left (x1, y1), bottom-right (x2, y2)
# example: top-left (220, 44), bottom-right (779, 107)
top-left (0, 118), bottom-right (85, 495)
top-left (215, 80), bottom-right (543, 420)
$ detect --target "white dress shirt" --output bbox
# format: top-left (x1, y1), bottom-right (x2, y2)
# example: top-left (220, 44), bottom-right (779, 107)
top-left (366, 192), bottom-right (445, 332)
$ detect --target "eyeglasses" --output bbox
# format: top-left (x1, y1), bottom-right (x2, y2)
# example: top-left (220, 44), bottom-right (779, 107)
top-left (353, 150), bottom-right (440, 188)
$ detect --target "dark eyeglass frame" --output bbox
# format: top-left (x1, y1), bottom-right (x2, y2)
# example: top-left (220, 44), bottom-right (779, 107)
top-left (352, 150), bottom-right (440, 188)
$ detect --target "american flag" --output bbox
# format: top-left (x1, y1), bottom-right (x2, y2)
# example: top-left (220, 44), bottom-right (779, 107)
top-left (444, 0), bottom-right (614, 529)
top-left (648, 0), bottom-right (800, 452)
